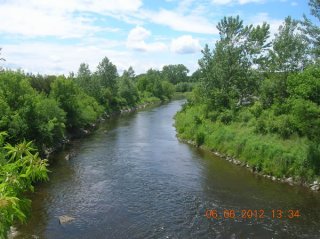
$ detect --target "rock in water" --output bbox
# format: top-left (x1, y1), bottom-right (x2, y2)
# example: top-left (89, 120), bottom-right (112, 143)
top-left (59, 215), bottom-right (75, 224)
top-left (65, 154), bottom-right (70, 160)
top-left (311, 185), bottom-right (320, 191)
top-left (8, 226), bottom-right (19, 239)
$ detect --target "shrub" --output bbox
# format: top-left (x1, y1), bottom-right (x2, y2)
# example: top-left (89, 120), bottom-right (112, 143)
top-left (217, 110), bottom-right (233, 124)
top-left (195, 131), bottom-right (205, 146)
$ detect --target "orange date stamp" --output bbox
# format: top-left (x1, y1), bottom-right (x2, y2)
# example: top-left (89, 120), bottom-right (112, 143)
top-left (204, 209), bottom-right (301, 220)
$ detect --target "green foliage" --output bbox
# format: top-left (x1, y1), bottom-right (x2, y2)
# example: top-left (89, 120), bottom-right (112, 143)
top-left (31, 96), bottom-right (66, 147)
top-left (136, 69), bottom-right (174, 101)
top-left (161, 81), bottom-right (175, 99)
top-left (117, 72), bottom-right (139, 107)
top-left (96, 57), bottom-right (118, 94)
top-left (50, 77), bottom-right (103, 129)
top-left (175, 107), bottom-right (317, 179)
top-left (195, 131), bottom-right (205, 146)
top-left (161, 64), bottom-right (189, 84)
top-left (199, 16), bottom-right (270, 110)
top-left (175, 82), bottom-right (194, 92)
top-left (269, 16), bottom-right (309, 74)
top-left (28, 74), bottom-right (56, 94)
top-left (75, 63), bottom-right (92, 94)
top-left (176, 11), bottom-right (320, 184)
top-left (0, 71), bottom-right (66, 147)
top-left (287, 65), bottom-right (320, 104)
top-left (307, 143), bottom-right (320, 175)
top-left (0, 133), bottom-right (48, 238)
top-left (217, 110), bottom-right (234, 125)
top-left (301, 0), bottom-right (320, 59)
top-left (289, 98), bottom-right (320, 140)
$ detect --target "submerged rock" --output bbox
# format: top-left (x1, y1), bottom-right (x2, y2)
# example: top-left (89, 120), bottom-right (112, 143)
top-left (59, 215), bottom-right (75, 224)
top-left (8, 226), bottom-right (19, 239)
top-left (285, 177), bottom-right (294, 184)
top-left (311, 185), bottom-right (320, 191)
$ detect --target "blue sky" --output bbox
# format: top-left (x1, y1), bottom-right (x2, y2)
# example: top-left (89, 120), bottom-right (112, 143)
top-left (0, 0), bottom-right (315, 75)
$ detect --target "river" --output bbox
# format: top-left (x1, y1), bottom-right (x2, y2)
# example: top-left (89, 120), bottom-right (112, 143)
top-left (16, 100), bottom-right (320, 239)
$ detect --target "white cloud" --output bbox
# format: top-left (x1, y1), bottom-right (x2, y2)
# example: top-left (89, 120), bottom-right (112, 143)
top-left (126, 26), bottom-right (167, 52)
top-left (170, 35), bottom-right (201, 54)
top-left (0, 6), bottom-right (93, 38)
top-left (0, 0), bottom-right (141, 38)
top-left (19, 0), bottom-right (142, 14)
top-left (1, 41), bottom-right (127, 75)
top-left (212, 0), bottom-right (233, 4)
top-left (212, 0), bottom-right (264, 5)
top-left (2, 41), bottom-right (196, 75)
top-left (291, 2), bottom-right (298, 6)
top-left (141, 9), bottom-right (218, 34)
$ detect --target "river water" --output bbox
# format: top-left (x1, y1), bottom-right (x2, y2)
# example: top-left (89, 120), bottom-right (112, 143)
top-left (16, 100), bottom-right (320, 239)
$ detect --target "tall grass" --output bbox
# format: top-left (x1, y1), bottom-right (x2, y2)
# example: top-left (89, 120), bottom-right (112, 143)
top-left (175, 105), bottom-right (317, 182)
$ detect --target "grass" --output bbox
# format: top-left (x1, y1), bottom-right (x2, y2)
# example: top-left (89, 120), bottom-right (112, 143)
top-left (175, 105), bottom-right (318, 182)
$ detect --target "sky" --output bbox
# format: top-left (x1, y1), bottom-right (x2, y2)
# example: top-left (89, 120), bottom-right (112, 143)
top-left (0, 0), bottom-right (315, 75)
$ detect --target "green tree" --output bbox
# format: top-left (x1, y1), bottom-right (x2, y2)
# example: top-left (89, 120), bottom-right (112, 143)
top-left (76, 63), bottom-right (92, 93)
top-left (269, 16), bottom-right (309, 74)
top-left (161, 81), bottom-right (175, 99)
top-left (122, 66), bottom-right (135, 79)
top-left (162, 64), bottom-right (189, 84)
top-left (32, 96), bottom-right (66, 148)
top-left (199, 16), bottom-right (270, 110)
top-left (287, 65), bottom-right (320, 105)
top-left (50, 77), bottom-right (103, 129)
top-left (96, 57), bottom-right (118, 93)
top-left (28, 74), bottom-right (56, 94)
top-left (301, 0), bottom-right (320, 59)
top-left (117, 69), bottom-right (139, 107)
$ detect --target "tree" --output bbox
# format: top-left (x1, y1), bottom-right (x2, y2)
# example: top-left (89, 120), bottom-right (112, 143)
top-left (76, 63), bottom-right (91, 92)
top-left (50, 77), bottom-right (103, 129)
top-left (162, 64), bottom-right (189, 84)
top-left (117, 70), bottom-right (139, 107)
top-left (287, 65), bottom-right (320, 105)
top-left (198, 44), bottom-right (213, 90)
top-left (270, 16), bottom-right (309, 74)
top-left (199, 16), bottom-right (270, 109)
top-left (32, 96), bottom-right (66, 147)
top-left (122, 66), bottom-right (135, 79)
top-left (161, 81), bottom-right (175, 99)
top-left (28, 74), bottom-right (56, 94)
top-left (96, 57), bottom-right (118, 94)
top-left (301, 0), bottom-right (320, 59)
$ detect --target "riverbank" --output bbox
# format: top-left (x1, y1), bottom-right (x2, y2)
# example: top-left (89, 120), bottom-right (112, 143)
top-left (43, 97), bottom-right (165, 159)
top-left (174, 105), bottom-right (320, 192)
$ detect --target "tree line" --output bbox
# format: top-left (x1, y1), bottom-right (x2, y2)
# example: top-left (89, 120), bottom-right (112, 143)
top-left (175, 0), bottom-right (320, 181)
top-left (0, 58), bottom-right (194, 151)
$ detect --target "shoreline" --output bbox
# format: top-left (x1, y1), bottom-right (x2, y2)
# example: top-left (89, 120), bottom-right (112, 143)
top-left (43, 99), bottom-right (165, 160)
top-left (177, 137), bottom-right (320, 192)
